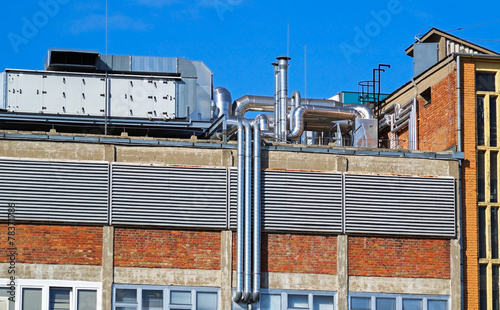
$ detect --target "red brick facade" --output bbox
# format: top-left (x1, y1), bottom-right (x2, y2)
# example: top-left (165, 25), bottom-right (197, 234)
top-left (231, 232), bottom-right (337, 274)
top-left (348, 236), bottom-right (450, 279)
top-left (114, 228), bottom-right (221, 269)
top-left (417, 71), bottom-right (457, 151)
top-left (0, 224), bottom-right (102, 265)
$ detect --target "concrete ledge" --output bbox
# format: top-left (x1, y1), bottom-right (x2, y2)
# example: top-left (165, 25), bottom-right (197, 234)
top-left (0, 263), bottom-right (101, 282)
top-left (349, 276), bottom-right (450, 295)
top-left (261, 272), bottom-right (338, 291)
top-left (114, 267), bottom-right (220, 287)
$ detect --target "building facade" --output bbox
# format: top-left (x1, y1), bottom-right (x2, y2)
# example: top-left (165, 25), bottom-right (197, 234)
top-left (0, 130), bottom-right (460, 310)
top-left (380, 28), bottom-right (500, 310)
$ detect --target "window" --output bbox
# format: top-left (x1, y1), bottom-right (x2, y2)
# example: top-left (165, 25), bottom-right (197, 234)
top-left (477, 69), bottom-right (500, 310)
top-left (348, 293), bottom-right (448, 310)
top-left (232, 290), bottom-right (335, 310)
top-left (1, 279), bottom-right (101, 310)
top-left (0, 288), bottom-right (15, 310)
top-left (421, 88), bottom-right (432, 106)
top-left (113, 285), bottom-right (219, 310)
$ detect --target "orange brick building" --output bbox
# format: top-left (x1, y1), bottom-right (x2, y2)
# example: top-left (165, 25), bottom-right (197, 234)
top-left (380, 28), bottom-right (500, 310)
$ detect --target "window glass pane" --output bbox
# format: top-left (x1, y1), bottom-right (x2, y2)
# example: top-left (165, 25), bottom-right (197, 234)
top-left (49, 288), bottom-right (71, 310)
top-left (491, 96), bottom-right (498, 147)
top-left (481, 264), bottom-right (487, 310)
top-left (493, 152), bottom-right (498, 203)
top-left (0, 288), bottom-right (15, 310)
top-left (478, 95), bottom-right (485, 146)
top-left (477, 72), bottom-right (496, 92)
top-left (116, 308), bottom-right (137, 310)
top-left (351, 297), bottom-right (371, 310)
top-left (260, 294), bottom-right (281, 310)
top-left (480, 207), bottom-right (487, 258)
top-left (170, 291), bottom-right (191, 304)
top-left (494, 207), bottom-right (499, 259)
top-left (313, 295), bottom-right (333, 310)
top-left (142, 290), bottom-right (163, 310)
top-left (494, 265), bottom-right (500, 310)
top-left (196, 292), bottom-right (217, 310)
top-left (77, 290), bottom-right (97, 310)
top-left (427, 300), bottom-right (447, 310)
top-left (288, 294), bottom-right (308, 308)
top-left (116, 289), bottom-right (137, 303)
top-left (479, 151), bottom-right (486, 201)
top-left (376, 298), bottom-right (396, 310)
top-left (402, 299), bottom-right (422, 310)
top-left (22, 288), bottom-right (42, 310)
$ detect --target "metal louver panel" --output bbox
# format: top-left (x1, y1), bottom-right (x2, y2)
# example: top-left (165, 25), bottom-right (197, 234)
top-left (111, 164), bottom-right (227, 228)
top-left (229, 169), bottom-right (342, 233)
top-left (344, 174), bottom-right (456, 237)
top-left (0, 158), bottom-right (109, 224)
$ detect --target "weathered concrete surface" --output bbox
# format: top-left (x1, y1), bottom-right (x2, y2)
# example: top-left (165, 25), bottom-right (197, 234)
top-left (101, 226), bottom-right (114, 310)
top-left (221, 230), bottom-right (233, 310)
top-left (0, 263), bottom-right (101, 281)
top-left (115, 146), bottom-right (235, 167)
top-left (260, 272), bottom-right (338, 291)
top-left (0, 140), bottom-right (107, 161)
top-left (349, 276), bottom-right (450, 295)
top-left (114, 267), bottom-right (220, 287)
top-left (337, 235), bottom-right (348, 310)
top-left (264, 150), bottom-right (343, 171)
top-left (450, 239), bottom-right (461, 310)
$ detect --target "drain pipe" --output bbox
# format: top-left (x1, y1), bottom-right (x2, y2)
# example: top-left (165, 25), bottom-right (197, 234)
top-left (456, 55), bottom-right (464, 310)
top-left (277, 56), bottom-right (291, 142)
top-left (233, 122), bottom-right (244, 303)
top-left (251, 121), bottom-right (261, 303)
top-left (242, 122), bottom-right (252, 303)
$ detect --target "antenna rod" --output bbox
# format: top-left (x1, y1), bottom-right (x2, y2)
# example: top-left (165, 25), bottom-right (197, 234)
top-left (104, 0), bottom-right (108, 135)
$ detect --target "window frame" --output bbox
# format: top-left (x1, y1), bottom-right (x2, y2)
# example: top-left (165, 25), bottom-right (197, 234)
top-left (112, 284), bottom-right (220, 310)
top-left (0, 279), bottom-right (101, 310)
top-left (348, 292), bottom-right (449, 310)
top-left (232, 288), bottom-right (336, 310)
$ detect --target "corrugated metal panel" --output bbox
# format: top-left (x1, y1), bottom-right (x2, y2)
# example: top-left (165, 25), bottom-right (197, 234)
top-left (111, 164), bottom-right (227, 228)
top-left (229, 169), bottom-right (343, 233)
top-left (344, 174), bottom-right (456, 237)
top-left (0, 158), bottom-right (109, 223)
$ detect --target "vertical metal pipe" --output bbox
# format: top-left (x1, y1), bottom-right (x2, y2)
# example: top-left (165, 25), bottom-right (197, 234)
top-left (291, 90), bottom-right (301, 131)
top-left (272, 62), bottom-right (279, 141)
top-left (277, 56), bottom-right (291, 142)
top-left (242, 122), bottom-right (252, 303)
top-left (232, 122), bottom-right (244, 303)
top-left (252, 122), bottom-right (261, 303)
top-left (456, 55), bottom-right (464, 310)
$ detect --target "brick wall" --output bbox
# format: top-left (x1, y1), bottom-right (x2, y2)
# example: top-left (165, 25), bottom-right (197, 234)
top-left (418, 72), bottom-right (457, 151)
top-left (462, 60), bottom-right (478, 309)
top-left (348, 237), bottom-right (450, 279)
top-left (114, 228), bottom-right (221, 269)
top-left (0, 224), bottom-right (102, 265)
top-left (232, 232), bottom-right (337, 275)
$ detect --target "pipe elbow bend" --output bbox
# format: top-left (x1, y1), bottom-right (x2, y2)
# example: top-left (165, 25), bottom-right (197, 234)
top-left (232, 291), bottom-right (242, 303)
top-left (241, 291), bottom-right (251, 303)
top-left (251, 292), bottom-right (260, 303)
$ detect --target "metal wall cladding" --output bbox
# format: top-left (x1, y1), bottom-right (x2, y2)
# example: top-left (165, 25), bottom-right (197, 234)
top-left (110, 164), bottom-right (228, 228)
top-left (0, 158), bottom-right (109, 223)
top-left (229, 169), bottom-right (343, 233)
top-left (344, 174), bottom-right (456, 237)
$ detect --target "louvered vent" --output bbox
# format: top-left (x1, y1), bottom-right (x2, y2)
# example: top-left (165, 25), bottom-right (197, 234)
top-left (230, 169), bottom-right (343, 233)
top-left (111, 164), bottom-right (227, 228)
top-left (344, 174), bottom-right (456, 237)
top-left (0, 158), bottom-right (109, 224)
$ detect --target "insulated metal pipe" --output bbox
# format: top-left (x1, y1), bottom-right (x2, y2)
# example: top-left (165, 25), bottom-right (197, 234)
top-left (272, 62), bottom-right (279, 140)
top-left (291, 90), bottom-right (301, 130)
top-left (277, 56), bottom-right (291, 142)
top-left (232, 122), bottom-right (244, 303)
top-left (242, 122), bottom-right (252, 303)
top-left (251, 122), bottom-right (261, 303)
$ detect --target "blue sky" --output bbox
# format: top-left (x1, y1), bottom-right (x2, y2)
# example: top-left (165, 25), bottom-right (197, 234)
top-left (2, 0), bottom-right (500, 102)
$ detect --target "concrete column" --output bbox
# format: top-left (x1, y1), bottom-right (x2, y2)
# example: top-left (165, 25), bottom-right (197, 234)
top-left (450, 239), bottom-right (461, 310)
top-left (337, 235), bottom-right (348, 310)
top-left (101, 226), bottom-right (114, 310)
top-left (221, 230), bottom-right (233, 310)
